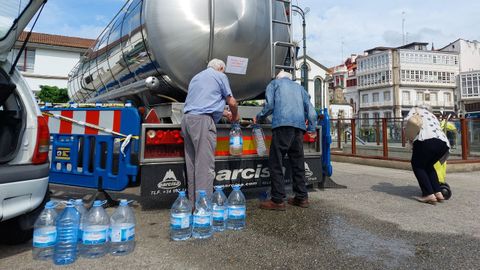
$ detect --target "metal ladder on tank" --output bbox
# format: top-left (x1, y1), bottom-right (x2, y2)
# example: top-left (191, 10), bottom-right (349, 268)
top-left (270, 0), bottom-right (296, 79)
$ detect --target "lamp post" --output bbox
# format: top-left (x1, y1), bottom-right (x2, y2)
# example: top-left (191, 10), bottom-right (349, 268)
top-left (292, 5), bottom-right (309, 91)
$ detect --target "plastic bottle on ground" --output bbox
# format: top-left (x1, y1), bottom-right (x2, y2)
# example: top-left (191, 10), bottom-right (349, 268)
top-left (192, 190), bottom-right (213, 239)
top-left (227, 185), bottom-right (246, 230)
top-left (73, 199), bottom-right (87, 246)
top-left (211, 186), bottom-right (228, 232)
top-left (109, 199), bottom-right (136, 256)
top-left (252, 124), bottom-right (267, 156)
top-left (229, 122), bottom-right (243, 156)
top-left (170, 191), bottom-right (193, 241)
top-left (53, 202), bottom-right (80, 265)
top-left (32, 201), bottom-right (58, 261)
top-left (80, 200), bottom-right (110, 258)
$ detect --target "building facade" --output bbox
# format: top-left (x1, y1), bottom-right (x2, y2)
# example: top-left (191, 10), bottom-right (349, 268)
top-left (8, 32), bottom-right (94, 95)
top-left (295, 55), bottom-right (330, 109)
top-left (356, 42), bottom-right (458, 120)
top-left (440, 39), bottom-right (480, 116)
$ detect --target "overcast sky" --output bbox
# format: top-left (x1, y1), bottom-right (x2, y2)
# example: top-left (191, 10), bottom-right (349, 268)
top-left (32, 0), bottom-right (480, 68)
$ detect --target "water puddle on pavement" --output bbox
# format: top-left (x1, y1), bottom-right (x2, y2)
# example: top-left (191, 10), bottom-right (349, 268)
top-left (328, 215), bottom-right (415, 268)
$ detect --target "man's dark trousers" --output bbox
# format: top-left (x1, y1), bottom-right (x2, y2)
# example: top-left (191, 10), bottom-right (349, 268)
top-left (269, 126), bottom-right (308, 204)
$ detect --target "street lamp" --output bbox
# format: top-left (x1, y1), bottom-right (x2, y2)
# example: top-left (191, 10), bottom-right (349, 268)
top-left (292, 5), bottom-right (310, 91)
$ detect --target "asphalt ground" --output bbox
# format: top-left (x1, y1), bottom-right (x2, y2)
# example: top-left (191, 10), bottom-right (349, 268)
top-left (1, 162), bottom-right (479, 270)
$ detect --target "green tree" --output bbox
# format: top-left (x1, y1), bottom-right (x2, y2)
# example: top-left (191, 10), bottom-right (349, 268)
top-left (37, 85), bottom-right (69, 103)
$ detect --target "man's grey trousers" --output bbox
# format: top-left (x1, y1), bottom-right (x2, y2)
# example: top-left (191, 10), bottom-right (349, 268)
top-left (181, 114), bottom-right (216, 203)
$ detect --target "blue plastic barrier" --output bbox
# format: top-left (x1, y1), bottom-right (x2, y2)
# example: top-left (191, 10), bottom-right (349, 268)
top-left (42, 105), bottom-right (141, 191)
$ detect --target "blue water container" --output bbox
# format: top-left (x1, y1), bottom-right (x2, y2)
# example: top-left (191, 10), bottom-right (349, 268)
top-left (192, 190), bottom-right (213, 239)
top-left (212, 186), bottom-right (228, 232)
top-left (109, 199), bottom-right (136, 255)
top-left (80, 200), bottom-right (110, 258)
top-left (53, 202), bottom-right (80, 265)
top-left (170, 191), bottom-right (192, 241)
top-left (226, 185), bottom-right (246, 230)
top-left (33, 201), bottom-right (58, 260)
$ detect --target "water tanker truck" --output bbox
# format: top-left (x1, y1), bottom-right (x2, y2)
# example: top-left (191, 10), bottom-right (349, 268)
top-left (44, 0), bottom-right (325, 207)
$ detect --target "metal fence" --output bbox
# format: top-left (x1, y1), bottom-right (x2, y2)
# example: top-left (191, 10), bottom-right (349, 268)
top-left (330, 117), bottom-right (480, 162)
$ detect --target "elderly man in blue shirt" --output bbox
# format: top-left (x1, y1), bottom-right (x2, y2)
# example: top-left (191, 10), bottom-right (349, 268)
top-left (182, 58), bottom-right (239, 203)
top-left (255, 70), bottom-right (317, 210)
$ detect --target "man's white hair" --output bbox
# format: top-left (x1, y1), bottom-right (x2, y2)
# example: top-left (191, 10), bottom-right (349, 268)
top-left (276, 70), bottom-right (292, 80)
top-left (207, 58), bottom-right (226, 71)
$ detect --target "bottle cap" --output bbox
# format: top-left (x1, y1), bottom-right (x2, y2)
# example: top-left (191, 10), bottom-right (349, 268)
top-left (45, 201), bottom-right (56, 209)
top-left (198, 190), bottom-right (206, 196)
top-left (93, 200), bottom-right (103, 207)
top-left (119, 199), bottom-right (128, 206)
top-left (178, 191), bottom-right (186, 197)
top-left (232, 185), bottom-right (241, 190)
top-left (74, 199), bottom-right (83, 205)
top-left (214, 186), bottom-right (223, 191)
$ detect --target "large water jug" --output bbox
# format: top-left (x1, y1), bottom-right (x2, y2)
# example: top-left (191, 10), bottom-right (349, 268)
top-left (227, 185), bottom-right (246, 230)
top-left (252, 124), bottom-right (267, 156)
top-left (73, 199), bottom-right (87, 244)
top-left (110, 199), bottom-right (136, 256)
top-left (192, 190), bottom-right (213, 239)
top-left (33, 201), bottom-right (58, 260)
top-left (229, 122), bottom-right (243, 156)
top-left (211, 186), bottom-right (228, 232)
top-left (53, 202), bottom-right (80, 265)
top-left (170, 191), bottom-right (193, 241)
top-left (80, 200), bottom-right (110, 258)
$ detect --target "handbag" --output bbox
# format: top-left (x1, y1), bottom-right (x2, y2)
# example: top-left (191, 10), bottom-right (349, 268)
top-left (405, 108), bottom-right (423, 140)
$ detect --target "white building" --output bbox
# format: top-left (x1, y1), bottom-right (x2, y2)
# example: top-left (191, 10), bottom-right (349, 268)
top-left (356, 42), bottom-right (458, 120)
top-left (440, 39), bottom-right (480, 116)
top-left (440, 39), bottom-right (480, 72)
top-left (8, 32), bottom-right (94, 95)
top-left (459, 70), bottom-right (480, 117)
top-left (295, 55), bottom-right (330, 109)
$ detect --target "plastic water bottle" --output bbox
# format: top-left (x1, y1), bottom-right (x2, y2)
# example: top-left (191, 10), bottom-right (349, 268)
top-left (192, 190), bottom-right (213, 239)
top-left (73, 199), bottom-right (87, 244)
top-left (252, 124), bottom-right (267, 156)
top-left (227, 185), bottom-right (246, 230)
top-left (32, 201), bottom-right (57, 260)
top-left (229, 122), bottom-right (243, 156)
top-left (170, 191), bottom-right (193, 241)
top-left (53, 202), bottom-right (80, 265)
top-left (110, 199), bottom-right (136, 256)
top-left (211, 186), bottom-right (228, 232)
top-left (81, 200), bottom-right (110, 258)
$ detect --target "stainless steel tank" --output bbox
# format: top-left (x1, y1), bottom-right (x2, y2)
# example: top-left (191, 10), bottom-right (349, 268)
top-left (68, 0), bottom-right (292, 104)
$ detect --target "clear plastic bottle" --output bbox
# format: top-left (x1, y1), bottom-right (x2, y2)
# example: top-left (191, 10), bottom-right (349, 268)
top-left (252, 124), bottom-right (267, 156)
top-left (33, 201), bottom-right (58, 260)
top-left (192, 190), bottom-right (213, 239)
top-left (73, 199), bottom-right (87, 245)
top-left (170, 191), bottom-right (193, 241)
top-left (109, 199), bottom-right (136, 256)
top-left (211, 186), bottom-right (228, 232)
top-left (80, 200), bottom-right (110, 258)
top-left (227, 185), bottom-right (246, 230)
top-left (53, 202), bottom-right (80, 265)
top-left (229, 122), bottom-right (243, 156)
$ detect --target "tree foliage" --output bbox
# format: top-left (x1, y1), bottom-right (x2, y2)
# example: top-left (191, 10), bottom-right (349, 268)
top-left (37, 85), bottom-right (69, 103)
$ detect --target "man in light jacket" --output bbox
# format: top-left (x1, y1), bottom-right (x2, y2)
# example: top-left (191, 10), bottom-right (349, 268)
top-left (255, 70), bottom-right (317, 210)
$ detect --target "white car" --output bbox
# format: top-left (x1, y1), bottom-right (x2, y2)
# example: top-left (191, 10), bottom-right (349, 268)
top-left (0, 0), bottom-right (50, 244)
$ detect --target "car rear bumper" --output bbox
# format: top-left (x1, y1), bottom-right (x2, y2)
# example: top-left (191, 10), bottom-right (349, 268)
top-left (0, 163), bottom-right (49, 222)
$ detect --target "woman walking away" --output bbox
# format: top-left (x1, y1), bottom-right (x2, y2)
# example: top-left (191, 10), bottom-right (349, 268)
top-left (406, 105), bottom-right (450, 204)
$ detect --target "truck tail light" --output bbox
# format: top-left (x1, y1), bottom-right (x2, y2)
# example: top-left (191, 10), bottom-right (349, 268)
top-left (144, 129), bottom-right (184, 158)
top-left (32, 116), bottom-right (50, 164)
